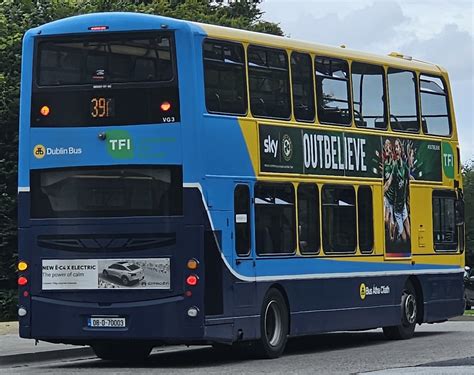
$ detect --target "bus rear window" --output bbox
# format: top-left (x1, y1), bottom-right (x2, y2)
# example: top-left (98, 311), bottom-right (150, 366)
top-left (31, 166), bottom-right (182, 218)
top-left (37, 34), bottom-right (173, 86)
top-left (32, 33), bottom-right (179, 127)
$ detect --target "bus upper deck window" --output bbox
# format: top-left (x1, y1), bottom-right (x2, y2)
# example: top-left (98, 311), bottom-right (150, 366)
top-left (315, 56), bottom-right (351, 126)
top-left (291, 52), bottom-right (315, 122)
top-left (420, 75), bottom-right (451, 136)
top-left (248, 45), bottom-right (291, 120)
top-left (32, 32), bottom-right (179, 127)
top-left (351, 62), bottom-right (387, 130)
top-left (387, 68), bottom-right (419, 133)
top-left (203, 40), bottom-right (247, 115)
top-left (37, 34), bottom-right (173, 86)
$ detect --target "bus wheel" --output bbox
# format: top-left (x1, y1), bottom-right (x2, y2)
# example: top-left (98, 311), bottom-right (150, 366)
top-left (252, 288), bottom-right (289, 359)
top-left (92, 342), bottom-right (152, 361)
top-left (383, 281), bottom-right (418, 340)
top-left (464, 293), bottom-right (471, 310)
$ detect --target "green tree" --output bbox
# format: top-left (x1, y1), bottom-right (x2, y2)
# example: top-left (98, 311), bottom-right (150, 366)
top-left (0, 0), bottom-right (281, 320)
top-left (463, 160), bottom-right (474, 266)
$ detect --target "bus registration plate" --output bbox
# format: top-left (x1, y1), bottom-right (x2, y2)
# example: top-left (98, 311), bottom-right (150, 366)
top-left (88, 317), bottom-right (126, 328)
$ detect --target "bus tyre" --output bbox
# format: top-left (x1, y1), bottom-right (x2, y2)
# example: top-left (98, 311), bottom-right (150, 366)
top-left (253, 288), bottom-right (289, 359)
top-left (383, 281), bottom-right (417, 340)
top-left (92, 342), bottom-right (152, 361)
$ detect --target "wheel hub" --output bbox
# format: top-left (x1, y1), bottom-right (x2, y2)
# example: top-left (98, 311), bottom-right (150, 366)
top-left (404, 294), bottom-right (417, 324)
top-left (265, 300), bottom-right (282, 347)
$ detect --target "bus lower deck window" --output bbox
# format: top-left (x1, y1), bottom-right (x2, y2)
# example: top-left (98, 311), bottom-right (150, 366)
top-left (30, 166), bottom-right (183, 218)
top-left (322, 185), bottom-right (356, 253)
top-left (255, 183), bottom-right (295, 255)
top-left (432, 191), bottom-right (458, 251)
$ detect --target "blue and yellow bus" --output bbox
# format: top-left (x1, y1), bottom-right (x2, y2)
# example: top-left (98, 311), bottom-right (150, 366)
top-left (18, 12), bottom-right (465, 360)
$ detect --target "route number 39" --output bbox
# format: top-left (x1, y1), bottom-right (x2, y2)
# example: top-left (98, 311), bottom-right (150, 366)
top-left (90, 97), bottom-right (114, 118)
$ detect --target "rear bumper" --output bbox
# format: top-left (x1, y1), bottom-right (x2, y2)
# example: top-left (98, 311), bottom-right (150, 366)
top-left (20, 294), bottom-right (204, 344)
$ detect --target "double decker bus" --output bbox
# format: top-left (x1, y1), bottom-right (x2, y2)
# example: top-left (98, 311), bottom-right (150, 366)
top-left (18, 12), bottom-right (465, 360)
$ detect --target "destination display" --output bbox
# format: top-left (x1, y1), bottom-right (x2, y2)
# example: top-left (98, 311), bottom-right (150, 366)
top-left (259, 124), bottom-right (442, 181)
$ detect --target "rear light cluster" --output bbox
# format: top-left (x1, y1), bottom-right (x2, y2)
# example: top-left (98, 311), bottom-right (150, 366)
top-left (40, 105), bottom-right (50, 117)
top-left (18, 261), bottom-right (28, 271)
top-left (160, 101), bottom-right (172, 112)
top-left (185, 258), bottom-right (200, 318)
top-left (186, 275), bottom-right (198, 286)
top-left (185, 258), bottom-right (199, 288)
top-left (17, 261), bottom-right (29, 317)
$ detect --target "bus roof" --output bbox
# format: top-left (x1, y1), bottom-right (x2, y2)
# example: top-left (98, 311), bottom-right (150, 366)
top-left (196, 22), bottom-right (446, 75)
top-left (26, 12), bottom-right (446, 75)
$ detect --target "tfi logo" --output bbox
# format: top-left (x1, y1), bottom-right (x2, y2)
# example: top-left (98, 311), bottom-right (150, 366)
top-left (443, 153), bottom-right (453, 167)
top-left (109, 138), bottom-right (131, 151)
top-left (106, 130), bottom-right (133, 159)
top-left (263, 135), bottom-right (278, 158)
top-left (442, 141), bottom-right (454, 179)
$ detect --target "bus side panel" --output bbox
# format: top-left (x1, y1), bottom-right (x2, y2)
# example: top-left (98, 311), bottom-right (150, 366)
top-left (251, 273), bottom-right (463, 338)
top-left (253, 275), bottom-right (402, 337)
top-left (418, 273), bottom-right (464, 322)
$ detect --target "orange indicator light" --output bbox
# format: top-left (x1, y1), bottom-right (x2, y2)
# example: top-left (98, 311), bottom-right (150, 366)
top-left (18, 261), bottom-right (28, 271)
top-left (40, 106), bottom-right (50, 116)
top-left (18, 276), bottom-right (28, 286)
top-left (23, 291), bottom-right (29, 297)
top-left (187, 259), bottom-right (199, 270)
top-left (160, 101), bottom-right (171, 112)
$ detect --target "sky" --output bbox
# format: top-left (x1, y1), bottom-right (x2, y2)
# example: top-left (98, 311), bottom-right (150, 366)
top-left (260, 0), bottom-right (474, 163)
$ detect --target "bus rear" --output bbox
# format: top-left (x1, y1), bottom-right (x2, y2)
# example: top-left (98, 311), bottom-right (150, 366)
top-left (18, 13), bottom-right (207, 358)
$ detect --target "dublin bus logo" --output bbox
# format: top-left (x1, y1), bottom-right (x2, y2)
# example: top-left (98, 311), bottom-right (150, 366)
top-left (33, 144), bottom-right (46, 159)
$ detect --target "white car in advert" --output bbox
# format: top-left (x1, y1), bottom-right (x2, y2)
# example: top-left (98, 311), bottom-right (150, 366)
top-left (102, 261), bottom-right (144, 286)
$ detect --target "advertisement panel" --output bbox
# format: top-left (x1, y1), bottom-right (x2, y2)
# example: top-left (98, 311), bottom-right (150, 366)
top-left (42, 258), bottom-right (170, 290)
top-left (381, 137), bottom-right (441, 256)
top-left (259, 124), bottom-right (442, 181)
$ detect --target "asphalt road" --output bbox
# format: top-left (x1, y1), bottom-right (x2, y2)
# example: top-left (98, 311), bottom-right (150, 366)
top-left (2, 321), bottom-right (473, 374)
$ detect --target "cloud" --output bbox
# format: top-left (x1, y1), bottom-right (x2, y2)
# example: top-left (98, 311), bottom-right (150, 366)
top-left (279, 2), bottom-right (409, 51)
top-left (399, 24), bottom-right (473, 161)
top-left (400, 24), bottom-right (473, 83)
